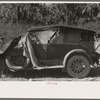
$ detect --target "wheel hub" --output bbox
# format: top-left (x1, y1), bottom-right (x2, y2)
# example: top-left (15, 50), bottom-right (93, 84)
top-left (11, 55), bottom-right (26, 66)
top-left (71, 59), bottom-right (86, 74)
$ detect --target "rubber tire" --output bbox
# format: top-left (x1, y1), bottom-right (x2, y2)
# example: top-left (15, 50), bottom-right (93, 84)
top-left (66, 55), bottom-right (90, 78)
top-left (5, 55), bottom-right (30, 72)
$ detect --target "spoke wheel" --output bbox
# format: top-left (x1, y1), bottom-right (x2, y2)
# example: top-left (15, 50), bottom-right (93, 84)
top-left (10, 55), bottom-right (26, 66)
top-left (5, 55), bottom-right (30, 71)
top-left (66, 55), bottom-right (90, 78)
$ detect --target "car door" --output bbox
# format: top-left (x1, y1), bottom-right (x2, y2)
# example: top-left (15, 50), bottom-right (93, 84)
top-left (47, 30), bottom-right (67, 60)
top-left (29, 30), bottom-right (55, 60)
top-left (47, 29), bottom-right (81, 60)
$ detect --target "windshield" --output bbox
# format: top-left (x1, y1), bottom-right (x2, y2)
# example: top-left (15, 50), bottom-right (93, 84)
top-left (30, 30), bottom-right (57, 44)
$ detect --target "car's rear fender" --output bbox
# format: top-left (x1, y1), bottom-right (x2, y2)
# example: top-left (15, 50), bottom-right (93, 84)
top-left (63, 49), bottom-right (93, 68)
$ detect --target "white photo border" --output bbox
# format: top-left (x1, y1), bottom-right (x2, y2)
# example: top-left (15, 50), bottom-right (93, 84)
top-left (0, 1), bottom-right (99, 99)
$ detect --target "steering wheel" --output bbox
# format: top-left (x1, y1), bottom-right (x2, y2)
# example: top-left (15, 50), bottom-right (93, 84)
top-left (30, 34), bottom-right (42, 44)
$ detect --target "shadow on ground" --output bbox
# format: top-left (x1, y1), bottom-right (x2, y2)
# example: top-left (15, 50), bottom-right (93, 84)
top-left (6, 68), bottom-right (67, 79)
top-left (3, 67), bottom-right (100, 80)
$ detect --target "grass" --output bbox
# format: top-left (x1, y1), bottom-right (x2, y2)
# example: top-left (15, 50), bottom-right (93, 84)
top-left (0, 21), bottom-right (36, 42)
top-left (0, 20), bottom-right (99, 42)
top-left (0, 67), bottom-right (100, 81)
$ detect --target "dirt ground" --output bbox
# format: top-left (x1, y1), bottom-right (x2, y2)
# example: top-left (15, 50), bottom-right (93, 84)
top-left (1, 67), bottom-right (100, 81)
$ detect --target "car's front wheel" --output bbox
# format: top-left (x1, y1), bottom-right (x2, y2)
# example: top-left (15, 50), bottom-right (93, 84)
top-left (5, 55), bottom-right (30, 71)
top-left (66, 55), bottom-right (90, 78)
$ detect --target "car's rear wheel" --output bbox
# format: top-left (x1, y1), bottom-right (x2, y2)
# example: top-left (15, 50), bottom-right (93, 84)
top-left (5, 55), bottom-right (30, 71)
top-left (66, 55), bottom-right (90, 78)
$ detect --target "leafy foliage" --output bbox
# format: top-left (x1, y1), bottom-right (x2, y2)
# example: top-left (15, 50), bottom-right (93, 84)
top-left (0, 3), bottom-right (83, 25)
top-left (0, 3), bottom-right (100, 39)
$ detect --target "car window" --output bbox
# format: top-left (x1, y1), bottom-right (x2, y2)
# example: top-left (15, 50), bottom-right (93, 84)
top-left (81, 33), bottom-right (93, 42)
top-left (49, 30), bottom-right (64, 44)
top-left (29, 34), bottom-right (41, 44)
top-left (30, 30), bottom-right (56, 44)
top-left (64, 31), bottom-right (80, 43)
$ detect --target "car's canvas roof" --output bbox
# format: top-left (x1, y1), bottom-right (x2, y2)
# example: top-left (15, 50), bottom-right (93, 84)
top-left (28, 25), bottom-right (96, 34)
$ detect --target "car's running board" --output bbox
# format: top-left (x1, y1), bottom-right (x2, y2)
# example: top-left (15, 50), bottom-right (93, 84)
top-left (33, 65), bottom-right (64, 70)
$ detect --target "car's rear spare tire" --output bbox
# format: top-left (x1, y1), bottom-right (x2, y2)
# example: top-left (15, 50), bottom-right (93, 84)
top-left (5, 55), bottom-right (30, 71)
top-left (66, 55), bottom-right (90, 78)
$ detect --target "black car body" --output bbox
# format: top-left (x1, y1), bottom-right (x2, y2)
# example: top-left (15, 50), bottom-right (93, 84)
top-left (0, 25), bottom-right (99, 78)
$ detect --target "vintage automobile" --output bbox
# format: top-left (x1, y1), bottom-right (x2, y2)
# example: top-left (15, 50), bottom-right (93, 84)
top-left (0, 25), bottom-right (99, 78)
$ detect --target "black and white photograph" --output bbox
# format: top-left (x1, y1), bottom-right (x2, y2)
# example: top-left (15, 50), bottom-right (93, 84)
top-left (0, 1), bottom-right (100, 99)
top-left (0, 2), bottom-right (100, 81)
